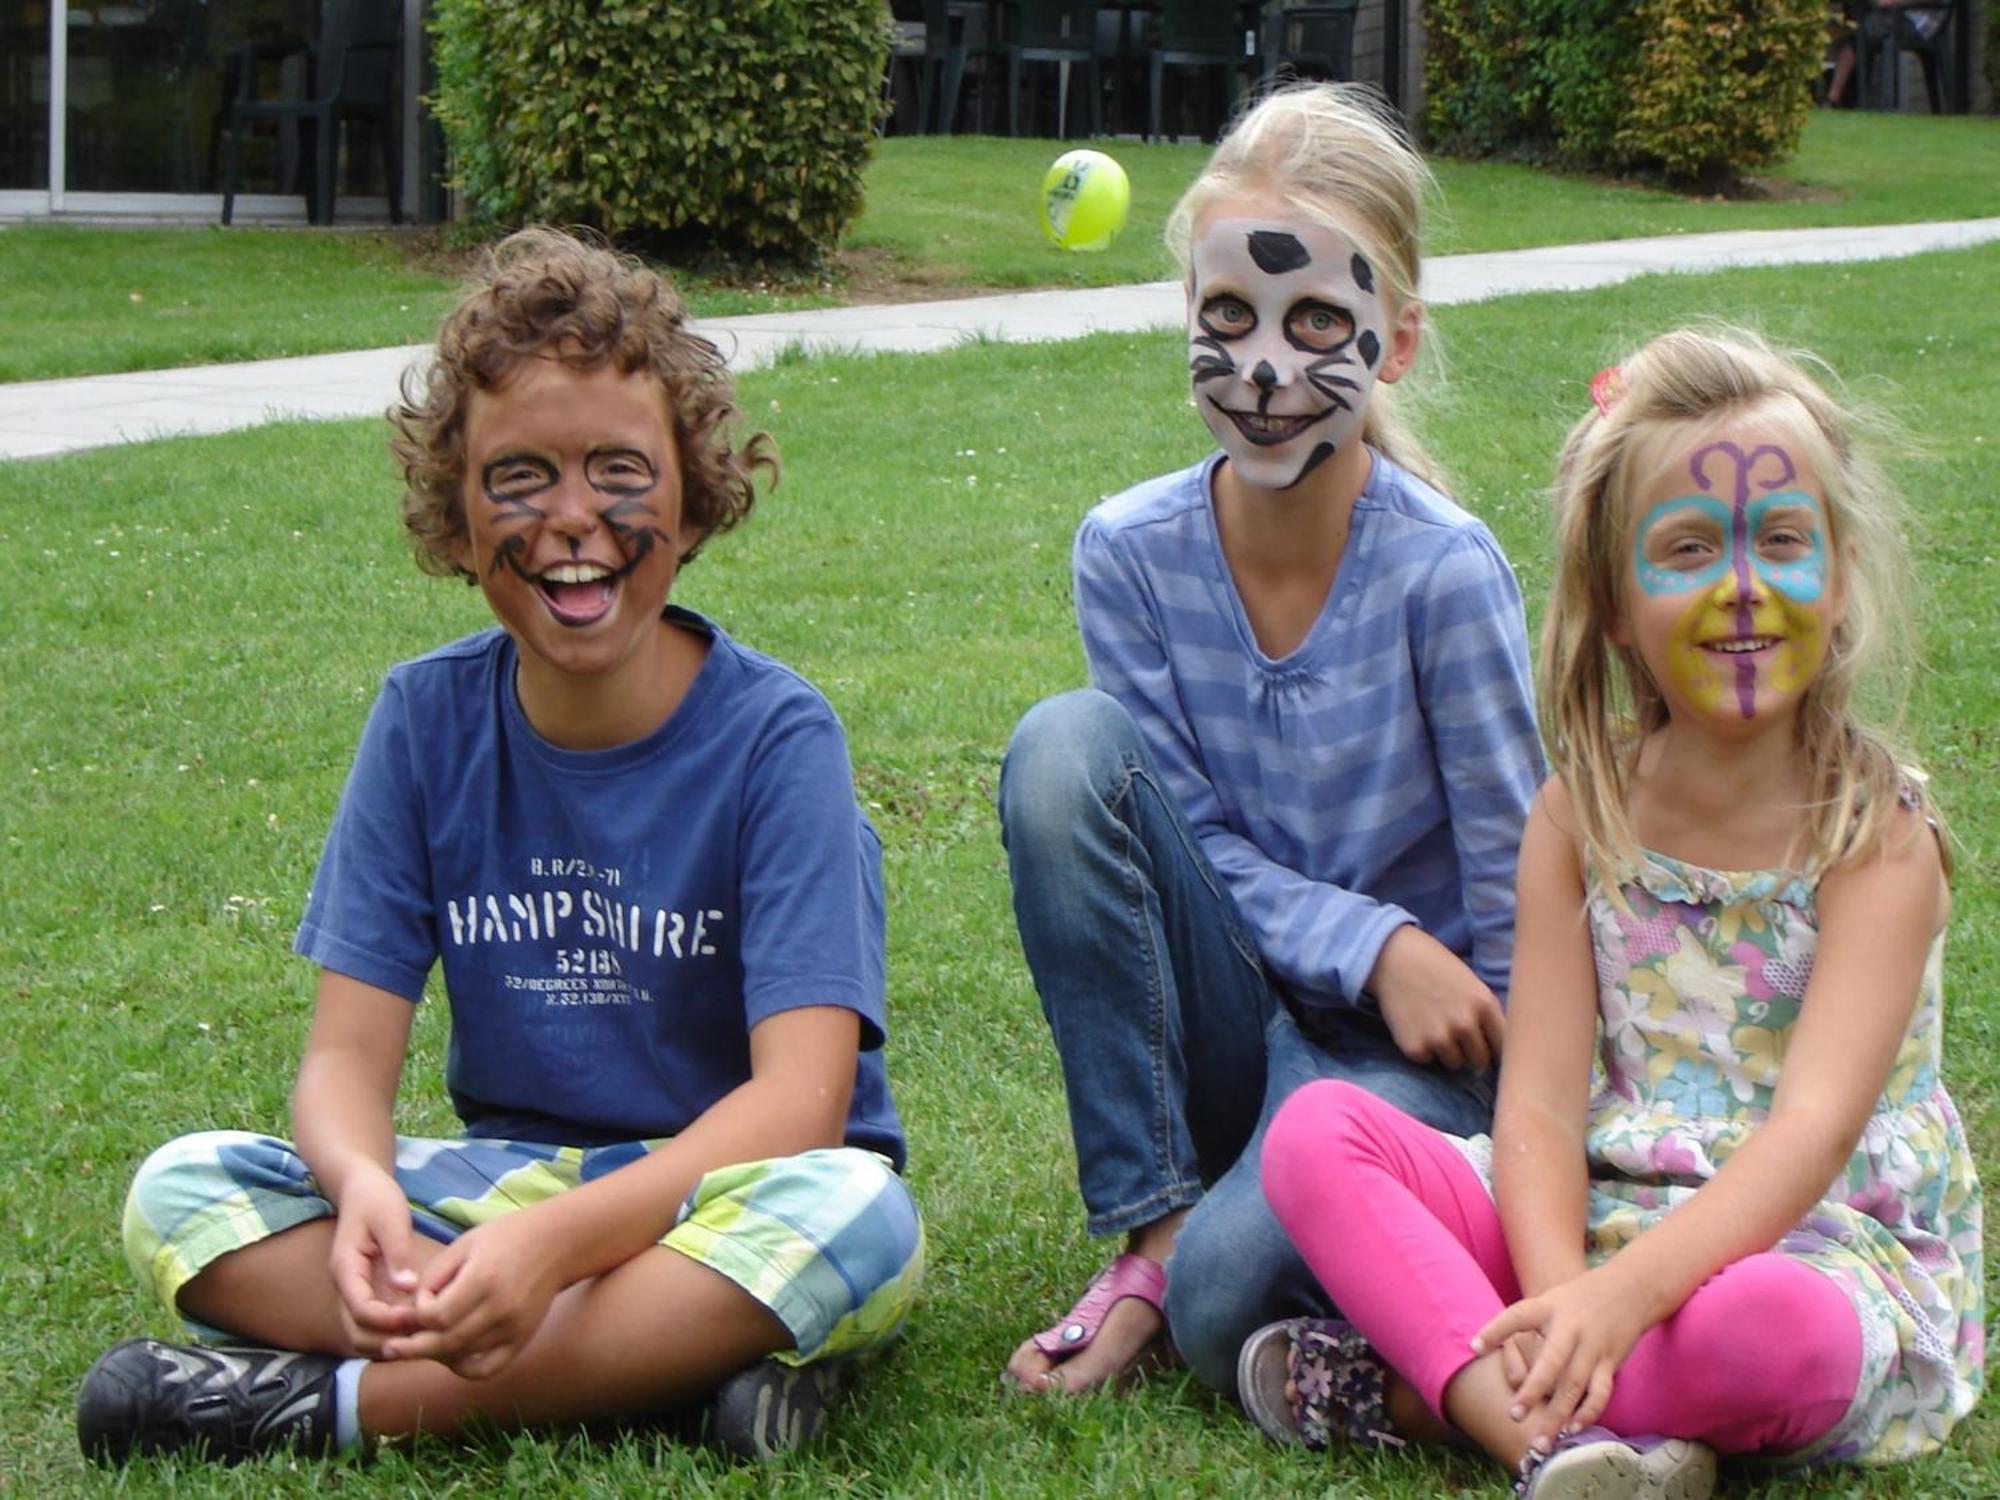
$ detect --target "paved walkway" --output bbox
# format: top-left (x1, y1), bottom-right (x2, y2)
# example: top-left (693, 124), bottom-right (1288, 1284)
top-left (5, 218), bottom-right (1998, 461)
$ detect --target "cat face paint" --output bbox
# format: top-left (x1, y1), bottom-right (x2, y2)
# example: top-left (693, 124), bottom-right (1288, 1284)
top-left (1626, 431), bottom-right (1838, 727)
top-left (456, 359), bottom-right (692, 697)
top-left (1187, 215), bottom-right (1388, 490)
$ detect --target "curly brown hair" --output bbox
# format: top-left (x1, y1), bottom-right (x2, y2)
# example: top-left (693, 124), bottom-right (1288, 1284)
top-left (390, 226), bottom-right (776, 576)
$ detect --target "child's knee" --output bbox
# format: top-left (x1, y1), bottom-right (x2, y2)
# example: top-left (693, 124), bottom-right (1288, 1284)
top-left (122, 1130), bottom-right (320, 1309)
top-left (999, 691), bottom-right (1135, 844)
top-left (679, 1147), bottom-right (924, 1360)
top-left (1677, 1256), bottom-right (1861, 1403)
top-left (1262, 1079), bottom-right (1376, 1211)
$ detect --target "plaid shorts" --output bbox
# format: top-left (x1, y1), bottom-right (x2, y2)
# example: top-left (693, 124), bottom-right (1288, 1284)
top-left (123, 1130), bottom-right (924, 1364)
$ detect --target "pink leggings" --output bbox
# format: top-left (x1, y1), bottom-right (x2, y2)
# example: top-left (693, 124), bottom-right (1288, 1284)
top-left (1261, 1081), bottom-right (1860, 1455)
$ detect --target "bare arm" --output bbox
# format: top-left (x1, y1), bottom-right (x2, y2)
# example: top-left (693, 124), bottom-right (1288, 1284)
top-left (1482, 805), bottom-right (1944, 1438)
top-left (292, 969), bottom-right (423, 1351)
top-left (384, 1004), bottom-right (860, 1372)
top-left (1490, 783), bottom-right (1598, 1298)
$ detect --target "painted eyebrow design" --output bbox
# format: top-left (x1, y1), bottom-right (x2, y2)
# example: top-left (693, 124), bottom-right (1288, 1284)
top-left (481, 454), bottom-right (557, 491)
top-left (584, 447), bottom-right (658, 482)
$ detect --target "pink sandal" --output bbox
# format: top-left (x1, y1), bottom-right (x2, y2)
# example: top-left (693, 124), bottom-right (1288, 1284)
top-left (1028, 1253), bottom-right (1171, 1373)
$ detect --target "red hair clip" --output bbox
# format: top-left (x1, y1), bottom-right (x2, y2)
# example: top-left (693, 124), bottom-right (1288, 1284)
top-left (1589, 366), bottom-right (1627, 416)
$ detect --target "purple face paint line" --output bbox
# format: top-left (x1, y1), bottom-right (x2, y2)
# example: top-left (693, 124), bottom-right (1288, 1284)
top-left (1691, 440), bottom-right (1795, 499)
top-left (1690, 439), bottom-right (1797, 720)
top-left (1731, 491), bottom-right (1757, 718)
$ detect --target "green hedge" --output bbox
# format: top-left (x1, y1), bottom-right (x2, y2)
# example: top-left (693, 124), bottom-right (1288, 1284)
top-left (430, 0), bottom-right (890, 261)
top-left (1424, 0), bottom-right (1824, 187)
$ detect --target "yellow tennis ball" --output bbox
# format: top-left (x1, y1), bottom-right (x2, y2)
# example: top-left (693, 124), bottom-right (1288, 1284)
top-left (1040, 149), bottom-right (1130, 253)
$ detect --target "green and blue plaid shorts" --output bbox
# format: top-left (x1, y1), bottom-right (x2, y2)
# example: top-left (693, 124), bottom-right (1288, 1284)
top-left (124, 1130), bottom-right (924, 1364)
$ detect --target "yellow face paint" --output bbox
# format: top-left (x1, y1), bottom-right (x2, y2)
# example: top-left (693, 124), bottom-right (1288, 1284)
top-left (1661, 571), bottom-right (1828, 720)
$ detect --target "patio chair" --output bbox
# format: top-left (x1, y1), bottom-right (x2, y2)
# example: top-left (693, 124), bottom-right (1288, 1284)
top-left (219, 0), bottom-right (401, 225)
top-left (915, 0), bottom-right (995, 134)
top-left (1260, 1), bottom-right (1360, 89)
top-left (998, 0), bottom-right (1102, 138)
top-left (1854, 0), bottom-right (1960, 112)
top-left (1146, 0), bottom-right (1239, 142)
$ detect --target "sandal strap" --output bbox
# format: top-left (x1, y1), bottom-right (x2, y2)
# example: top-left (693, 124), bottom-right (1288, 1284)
top-left (1287, 1318), bottom-right (1403, 1453)
top-left (1030, 1253), bottom-right (1167, 1358)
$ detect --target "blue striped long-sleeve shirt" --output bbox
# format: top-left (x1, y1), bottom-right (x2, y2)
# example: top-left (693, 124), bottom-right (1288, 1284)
top-left (1073, 450), bottom-right (1543, 1009)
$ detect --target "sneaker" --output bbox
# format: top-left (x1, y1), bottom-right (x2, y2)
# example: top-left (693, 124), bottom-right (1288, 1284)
top-left (1515, 1426), bottom-right (1717, 1500)
top-left (703, 1357), bottom-right (841, 1460)
top-left (77, 1339), bottom-right (342, 1465)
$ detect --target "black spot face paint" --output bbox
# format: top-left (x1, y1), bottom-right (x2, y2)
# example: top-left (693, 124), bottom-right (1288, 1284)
top-left (1350, 254), bottom-right (1374, 294)
top-left (1286, 442), bottom-right (1338, 489)
top-left (1357, 329), bottom-right (1381, 369)
top-left (1247, 230), bottom-right (1311, 275)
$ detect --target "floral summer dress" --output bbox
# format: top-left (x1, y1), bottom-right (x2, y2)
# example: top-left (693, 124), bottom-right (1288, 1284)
top-left (1460, 848), bottom-right (1983, 1462)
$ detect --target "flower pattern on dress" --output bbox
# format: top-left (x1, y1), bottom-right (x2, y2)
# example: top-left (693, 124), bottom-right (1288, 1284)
top-left (1576, 851), bottom-right (1984, 1464)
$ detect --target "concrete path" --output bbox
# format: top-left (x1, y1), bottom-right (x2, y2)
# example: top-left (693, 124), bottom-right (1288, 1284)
top-left (5, 217), bottom-right (1998, 461)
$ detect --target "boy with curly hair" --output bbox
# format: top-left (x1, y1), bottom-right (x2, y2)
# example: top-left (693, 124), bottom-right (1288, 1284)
top-left (78, 228), bottom-right (923, 1465)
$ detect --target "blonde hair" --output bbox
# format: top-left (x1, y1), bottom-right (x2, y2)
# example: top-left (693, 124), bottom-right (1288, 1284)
top-left (1541, 326), bottom-right (1940, 883)
top-left (1166, 82), bottom-right (1443, 487)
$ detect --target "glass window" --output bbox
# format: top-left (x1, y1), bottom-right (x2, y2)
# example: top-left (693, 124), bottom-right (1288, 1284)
top-left (2, 1), bottom-right (51, 189)
top-left (62, 0), bottom-right (393, 197)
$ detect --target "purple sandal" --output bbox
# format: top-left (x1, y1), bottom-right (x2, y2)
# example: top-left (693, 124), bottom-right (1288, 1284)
top-left (1237, 1317), bottom-right (1404, 1452)
top-left (1027, 1253), bottom-right (1169, 1372)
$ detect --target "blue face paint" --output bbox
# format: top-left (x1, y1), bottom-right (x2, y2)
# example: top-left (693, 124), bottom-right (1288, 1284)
top-left (1632, 490), bottom-right (1828, 603)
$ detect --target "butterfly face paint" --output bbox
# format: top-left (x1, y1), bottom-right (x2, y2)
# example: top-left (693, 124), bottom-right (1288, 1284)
top-left (1628, 437), bottom-right (1836, 725)
top-left (1187, 216), bottom-right (1388, 490)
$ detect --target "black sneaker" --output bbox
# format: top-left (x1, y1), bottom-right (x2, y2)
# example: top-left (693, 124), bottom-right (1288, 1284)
top-left (703, 1358), bottom-right (841, 1460)
top-left (77, 1339), bottom-right (343, 1465)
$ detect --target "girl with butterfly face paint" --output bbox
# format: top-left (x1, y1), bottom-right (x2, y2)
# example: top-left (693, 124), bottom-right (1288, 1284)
top-left (997, 85), bottom-right (1543, 1407)
top-left (1259, 328), bottom-right (1978, 1493)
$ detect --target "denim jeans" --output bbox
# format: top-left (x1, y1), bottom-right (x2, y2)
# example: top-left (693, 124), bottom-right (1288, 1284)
top-left (998, 690), bottom-right (1494, 1398)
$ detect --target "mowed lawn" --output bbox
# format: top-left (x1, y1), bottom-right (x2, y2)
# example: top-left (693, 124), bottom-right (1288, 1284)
top-left (4, 110), bottom-right (1997, 382)
top-left (1, 245), bottom-right (1996, 1497)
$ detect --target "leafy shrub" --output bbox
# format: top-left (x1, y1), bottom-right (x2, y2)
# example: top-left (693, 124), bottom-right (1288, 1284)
top-left (1424, 0), bottom-right (1823, 186)
top-left (430, 0), bottom-right (890, 262)
top-left (1616, 0), bottom-right (1825, 185)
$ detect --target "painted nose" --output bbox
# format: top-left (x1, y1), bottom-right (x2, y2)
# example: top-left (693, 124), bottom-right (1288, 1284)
top-left (1710, 560), bottom-right (1769, 608)
top-left (1251, 360), bottom-right (1278, 393)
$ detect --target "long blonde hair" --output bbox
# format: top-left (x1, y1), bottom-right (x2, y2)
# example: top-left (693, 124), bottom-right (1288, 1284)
top-left (1166, 83), bottom-right (1443, 488)
top-left (1541, 326), bottom-right (1939, 882)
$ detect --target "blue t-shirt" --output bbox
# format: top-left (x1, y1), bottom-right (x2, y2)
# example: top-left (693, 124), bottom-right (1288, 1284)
top-left (294, 608), bottom-right (904, 1167)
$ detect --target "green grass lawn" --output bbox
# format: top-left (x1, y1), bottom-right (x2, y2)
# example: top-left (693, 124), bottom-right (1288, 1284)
top-left (2, 246), bottom-right (1997, 1497)
top-left (849, 110), bottom-right (2000, 287)
top-left (6, 110), bottom-right (1998, 384)
top-left (0, 226), bottom-right (838, 386)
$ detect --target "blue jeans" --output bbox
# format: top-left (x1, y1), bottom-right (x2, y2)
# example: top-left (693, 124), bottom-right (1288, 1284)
top-left (999, 690), bottom-right (1493, 1397)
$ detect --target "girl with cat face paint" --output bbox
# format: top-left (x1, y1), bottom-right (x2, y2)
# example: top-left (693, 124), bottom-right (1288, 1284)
top-left (997, 85), bottom-right (1544, 1410)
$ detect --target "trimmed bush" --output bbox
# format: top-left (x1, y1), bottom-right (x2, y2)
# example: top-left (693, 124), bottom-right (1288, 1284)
top-left (430, 0), bottom-right (890, 262)
top-left (1424, 0), bottom-right (1824, 187)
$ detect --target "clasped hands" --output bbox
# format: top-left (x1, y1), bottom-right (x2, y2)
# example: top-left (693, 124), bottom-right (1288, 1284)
top-left (1472, 1261), bottom-right (1655, 1451)
top-left (328, 1168), bottom-right (567, 1380)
